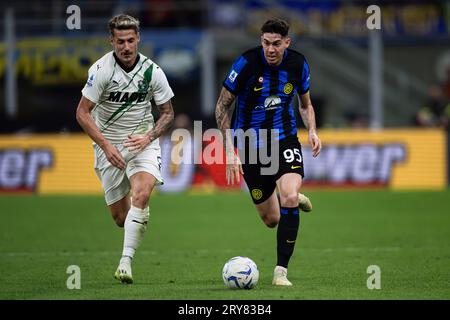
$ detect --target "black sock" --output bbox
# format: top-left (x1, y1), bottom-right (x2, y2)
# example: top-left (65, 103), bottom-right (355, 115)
top-left (277, 207), bottom-right (300, 268)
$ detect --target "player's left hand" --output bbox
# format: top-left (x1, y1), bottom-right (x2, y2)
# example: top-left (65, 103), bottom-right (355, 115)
top-left (309, 130), bottom-right (322, 157)
top-left (123, 134), bottom-right (151, 152)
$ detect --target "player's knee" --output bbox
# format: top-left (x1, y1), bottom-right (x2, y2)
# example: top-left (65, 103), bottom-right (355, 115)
top-left (279, 192), bottom-right (298, 207)
top-left (132, 190), bottom-right (150, 207)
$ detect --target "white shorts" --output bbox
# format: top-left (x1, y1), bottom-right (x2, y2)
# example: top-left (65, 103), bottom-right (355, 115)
top-left (94, 142), bottom-right (164, 206)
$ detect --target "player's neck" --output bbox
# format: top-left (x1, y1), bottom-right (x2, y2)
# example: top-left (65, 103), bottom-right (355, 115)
top-left (113, 52), bottom-right (140, 73)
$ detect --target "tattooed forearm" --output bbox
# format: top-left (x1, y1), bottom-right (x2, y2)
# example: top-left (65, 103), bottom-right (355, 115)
top-left (148, 100), bottom-right (175, 141)
top-left (216, 88), bottom-right (235, 131)
top-left (215, 87), bottom-right (236, 153)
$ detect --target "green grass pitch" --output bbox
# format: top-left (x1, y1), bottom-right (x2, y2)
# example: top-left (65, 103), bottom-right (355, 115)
top-left (0, 190), bottom-right (449, 299)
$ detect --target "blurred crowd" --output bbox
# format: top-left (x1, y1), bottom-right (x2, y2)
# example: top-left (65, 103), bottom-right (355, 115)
top-left (415, 68), bottom-right (450, 131)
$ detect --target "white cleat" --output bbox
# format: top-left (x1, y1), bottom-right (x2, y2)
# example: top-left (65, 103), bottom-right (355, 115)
top-left (272, 266), bottom-right (293, 286)
top-left (114, 263), bottom-right (133, 284)
top-left (298, 193), bottom-right (312, 212)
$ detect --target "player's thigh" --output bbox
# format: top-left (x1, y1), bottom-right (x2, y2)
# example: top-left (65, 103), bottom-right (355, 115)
top-left (276, 135), bottom-right (305, 180)
top-left (241, 163), bottom-right (277, 205)
top-left (275, 136), bottom-right (305, 206)
top-left (94, 146), bottom-right (131, 207)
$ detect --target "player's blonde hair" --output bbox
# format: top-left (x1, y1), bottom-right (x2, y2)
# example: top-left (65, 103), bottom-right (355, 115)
top-left (108, 14), bottom-right (140, 36)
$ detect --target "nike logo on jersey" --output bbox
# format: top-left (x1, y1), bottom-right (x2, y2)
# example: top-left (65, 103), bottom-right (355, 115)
top-left (291, 165), bottom-right (302, 169)
top-left (132, 219), bottom-right (148, 225)
top-left (254, 86), bottom-right (264, 91)
top-left (286, 240), bottom-right (296, 244)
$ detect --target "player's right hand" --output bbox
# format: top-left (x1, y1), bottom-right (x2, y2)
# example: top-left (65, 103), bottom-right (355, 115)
top-left (226, 152), bottom-right (243, 185)
top-left (103, 143), bottom-right (126, 170)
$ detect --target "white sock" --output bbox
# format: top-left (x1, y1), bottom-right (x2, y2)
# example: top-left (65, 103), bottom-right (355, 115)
top-left (121, 205), bottom-right (149, 263)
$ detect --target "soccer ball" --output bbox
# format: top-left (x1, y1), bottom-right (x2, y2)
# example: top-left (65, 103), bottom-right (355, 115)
top-left (222, 256), bottom-right (259, 289)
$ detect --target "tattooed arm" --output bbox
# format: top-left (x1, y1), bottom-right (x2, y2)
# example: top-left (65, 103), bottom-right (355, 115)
top-left (298, 91), bottom-right (322, 157)
top-left (216, 87), bottom-right (236, 153)
top-left (124, 99), bottom-right (175, 152)
top-left (149, 100), bottom-right (175, 141)
top-left (215, 87), bottom-right (243, 185)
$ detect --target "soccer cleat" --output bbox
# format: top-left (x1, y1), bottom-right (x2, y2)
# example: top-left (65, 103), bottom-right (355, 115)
top-left (298, 193), bottom-right (312, 212)
top-left (272, 266), bottom-right (293, 286)
top-left (114, 263), bottom-right (133, 284)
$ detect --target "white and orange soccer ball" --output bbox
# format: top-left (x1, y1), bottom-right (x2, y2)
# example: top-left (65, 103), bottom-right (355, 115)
top-left (222, 256), bottom-right (259, 289)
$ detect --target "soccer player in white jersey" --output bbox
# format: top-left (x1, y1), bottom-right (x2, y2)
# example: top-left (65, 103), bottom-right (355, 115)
top-left (76, 14), bottom-right (175, 284)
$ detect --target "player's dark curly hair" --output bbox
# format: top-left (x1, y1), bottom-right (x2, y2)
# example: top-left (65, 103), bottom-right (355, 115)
top-left (261, 18), bottom-right (289, 37)
top-left (108, 14), bottom-right (140, 36)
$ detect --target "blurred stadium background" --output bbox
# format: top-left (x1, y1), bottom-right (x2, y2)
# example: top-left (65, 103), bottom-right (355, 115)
top-left (0, 0), bottom-right (449, 299)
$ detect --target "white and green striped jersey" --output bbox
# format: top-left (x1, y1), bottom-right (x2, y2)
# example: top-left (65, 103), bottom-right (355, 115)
top-left (82, 51), bottom-right (174, 144)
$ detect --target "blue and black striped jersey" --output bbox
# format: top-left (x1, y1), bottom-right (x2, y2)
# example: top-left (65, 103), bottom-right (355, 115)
top-left (223, 46), bottom-right (310, 142)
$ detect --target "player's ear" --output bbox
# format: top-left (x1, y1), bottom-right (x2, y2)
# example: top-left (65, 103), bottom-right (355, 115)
top-left (136, 31), bottom-right (140, 44)
top-left (109, 29), bottom-right (115, 46)
top-left (284, 37), bottom-right (291, 48)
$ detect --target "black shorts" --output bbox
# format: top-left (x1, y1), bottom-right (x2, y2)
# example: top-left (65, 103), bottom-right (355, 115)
top-left (239, 135), bottom-right (305, 204)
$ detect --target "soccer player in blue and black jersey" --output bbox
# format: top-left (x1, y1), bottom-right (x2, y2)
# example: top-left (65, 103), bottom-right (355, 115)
top-left (215, 18), bottom-right (321, 286)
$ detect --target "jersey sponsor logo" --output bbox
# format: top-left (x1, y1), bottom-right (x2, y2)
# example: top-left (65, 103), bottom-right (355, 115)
top-left (283, 83), bottom-right (293, 94)
top-left (254, 95), bottom-right (282, 111)
top-left (0, 149), bottom-right (53, 192)
top-left (103, 64), bottom-right (154, 128)
top-left (264, 95), bottom-right (281, 110)
top-left (107, 91), bottom-right (148, 103)
top-left (251, 189), bottom-right (263, 200)
top-left (228, 70), bottom-right (238, 82)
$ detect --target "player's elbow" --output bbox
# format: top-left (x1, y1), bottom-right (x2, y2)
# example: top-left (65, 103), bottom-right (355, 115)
top-left (75, 104), bottom-right (88, 126)
top-left (166, 109), bottom-right (175, 130)
top-left (75, 108), bottom-right (84, 126)
top-left (75, 106), bottom-right (82, 121)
